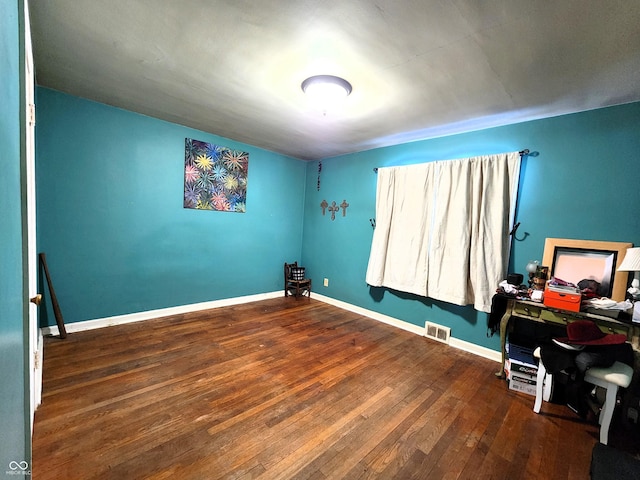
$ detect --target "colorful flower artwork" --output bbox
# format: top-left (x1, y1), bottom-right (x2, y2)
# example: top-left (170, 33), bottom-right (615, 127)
top-left (183, 138), bottom-right (248, 212)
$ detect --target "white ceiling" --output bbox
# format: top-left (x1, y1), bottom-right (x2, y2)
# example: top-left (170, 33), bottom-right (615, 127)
top-left (29, 0), bottom-right (640, 160)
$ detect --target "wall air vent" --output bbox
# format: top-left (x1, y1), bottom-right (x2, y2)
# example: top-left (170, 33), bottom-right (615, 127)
top-left (424, 321), bottom-right (451, 345)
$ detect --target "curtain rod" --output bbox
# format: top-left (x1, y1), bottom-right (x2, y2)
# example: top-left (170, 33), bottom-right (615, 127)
top-left (372, 149), bottom-right (530, 173)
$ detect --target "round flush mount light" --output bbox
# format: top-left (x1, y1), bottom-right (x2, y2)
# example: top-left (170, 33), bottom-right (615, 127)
top-left (301, 75), bottom-right (352, 101)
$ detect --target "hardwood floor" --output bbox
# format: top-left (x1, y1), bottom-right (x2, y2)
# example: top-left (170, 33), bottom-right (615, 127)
top-left (32, 297), bottom-right (636, 479)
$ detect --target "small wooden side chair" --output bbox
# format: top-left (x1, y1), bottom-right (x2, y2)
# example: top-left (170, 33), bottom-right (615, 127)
top-left (284, 262), bottom-right (311, 298)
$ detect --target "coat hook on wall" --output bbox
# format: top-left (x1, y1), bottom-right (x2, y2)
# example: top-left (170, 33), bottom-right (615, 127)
top-left (510, 221), bottom-right (529, 241)
top-left (369, 218), bottom-right (376, 229)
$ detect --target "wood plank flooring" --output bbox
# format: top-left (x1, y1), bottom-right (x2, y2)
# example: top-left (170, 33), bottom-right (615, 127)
top-left (32, 297), bottom-right (636, 479)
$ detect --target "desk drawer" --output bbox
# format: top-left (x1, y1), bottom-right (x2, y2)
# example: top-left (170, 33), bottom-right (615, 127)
top-left (513, 303), bottom-right (541, 319)
top-left (540, 310), bottom-right (630, 337)
top-left (540, 309), bottom-right (576, 325)
top-left (592, 320), bottom-right (629, 337)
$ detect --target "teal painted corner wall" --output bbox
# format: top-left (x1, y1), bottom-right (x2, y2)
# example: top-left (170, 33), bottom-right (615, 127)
top-left (0, 0), bottom-right (30, 473)
top-left (301, 102), bottom-right (640, 351)
top-left (34, 84), bottom-right (640, 351)
top-left (36, 88), bottom-right (307, 326)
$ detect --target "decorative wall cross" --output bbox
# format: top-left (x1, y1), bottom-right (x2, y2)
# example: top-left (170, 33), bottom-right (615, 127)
top-left (320, 199), bottom-right (349, 221)
top-left (328, 201), bottom-right (339, 221)
top-left (340, 200), bottom-right (349, 217)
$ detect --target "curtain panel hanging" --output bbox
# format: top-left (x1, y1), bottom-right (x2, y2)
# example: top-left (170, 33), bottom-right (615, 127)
top-left (365, 152), bottom-right (521, 313)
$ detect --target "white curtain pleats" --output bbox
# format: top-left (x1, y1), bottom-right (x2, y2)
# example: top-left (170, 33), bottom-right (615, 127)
top-left (365, 152), bottom-right (521, 313)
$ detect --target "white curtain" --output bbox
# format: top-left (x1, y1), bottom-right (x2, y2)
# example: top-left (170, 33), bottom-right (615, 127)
top-left (365, 152), bottom-right (521, 313)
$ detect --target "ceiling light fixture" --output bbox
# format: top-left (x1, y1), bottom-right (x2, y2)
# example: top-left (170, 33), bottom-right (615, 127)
top-left (301, 75), bottom-right (352, 101)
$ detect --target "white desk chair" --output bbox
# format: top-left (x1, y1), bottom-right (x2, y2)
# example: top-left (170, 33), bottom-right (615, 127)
top-left (532, 346), bottom-right (633, 445)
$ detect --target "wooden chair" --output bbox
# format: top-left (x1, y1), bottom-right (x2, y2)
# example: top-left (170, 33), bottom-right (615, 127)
top-left (284, 262), bottom-right (311, 298)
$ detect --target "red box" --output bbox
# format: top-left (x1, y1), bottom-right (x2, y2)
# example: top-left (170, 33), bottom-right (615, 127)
top-left (543, 285), bottom-right (582, 312)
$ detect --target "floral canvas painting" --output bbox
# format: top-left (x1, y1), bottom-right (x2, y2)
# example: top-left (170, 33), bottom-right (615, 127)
top-left (183, 138), bottom-right (249, 212)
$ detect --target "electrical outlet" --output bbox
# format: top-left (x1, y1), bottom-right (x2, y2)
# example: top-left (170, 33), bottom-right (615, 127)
top-left (323, 278), bottom-right (329, 287)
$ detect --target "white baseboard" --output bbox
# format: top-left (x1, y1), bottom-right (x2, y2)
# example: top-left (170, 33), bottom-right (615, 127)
top-left (313, 293), bottom-right (500, 363)
top-left (40, 291), bottom-right (283, 336)
top-left (449, 337), bottom-right (501, 363)
top-left (40, 290), bottom-right (501, 364)
top-left (311, 293), bottom-right (426, 336)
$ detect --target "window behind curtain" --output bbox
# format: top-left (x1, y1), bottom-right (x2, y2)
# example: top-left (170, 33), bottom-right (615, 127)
top-left (365, 152), bottom-right (521, 313)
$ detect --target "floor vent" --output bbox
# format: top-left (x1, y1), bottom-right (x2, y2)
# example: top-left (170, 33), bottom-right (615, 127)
top-left (425, 321), bottom-right (451, 345)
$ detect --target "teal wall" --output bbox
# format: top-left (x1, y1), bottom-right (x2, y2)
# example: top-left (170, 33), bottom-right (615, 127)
top-left (36, 88), bottom-right (307, 326)
top-left (34, 73), bottom-right (640, 351)
top-left (302, 102), bottom-right (640, 350)
top-left (0, 0), bottom-right (30, 473)
top-left (22, 29), bottom-right (640, 467)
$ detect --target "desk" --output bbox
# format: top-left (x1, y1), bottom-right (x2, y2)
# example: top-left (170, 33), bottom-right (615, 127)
top-left (496, 298), bottom-right (640, 378)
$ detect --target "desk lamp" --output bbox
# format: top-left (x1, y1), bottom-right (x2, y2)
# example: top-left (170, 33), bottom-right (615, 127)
top-left (526, 260), bottom-right (539, 288)
top-left (617, 247), bottom-right (640, 299)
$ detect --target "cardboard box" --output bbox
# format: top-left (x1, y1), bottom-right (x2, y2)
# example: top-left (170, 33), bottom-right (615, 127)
top-left (508, 358), bottom-right (538, 377)
top-left (509, 372), bottom-right (537, 396)
top-left (505, 358), bottom-right (538, 397)
top-left (506, 343), bottom-right (536, 365)
top-left (543, 284), bottom-right (582, 312)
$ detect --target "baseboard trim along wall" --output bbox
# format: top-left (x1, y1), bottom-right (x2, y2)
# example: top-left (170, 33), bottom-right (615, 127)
top-left (40, 291), bottom-right (284, 336)
top-left (41, 291), bottom-right (501, 364)
top-left (313, 293), bottom-right (501, 364)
